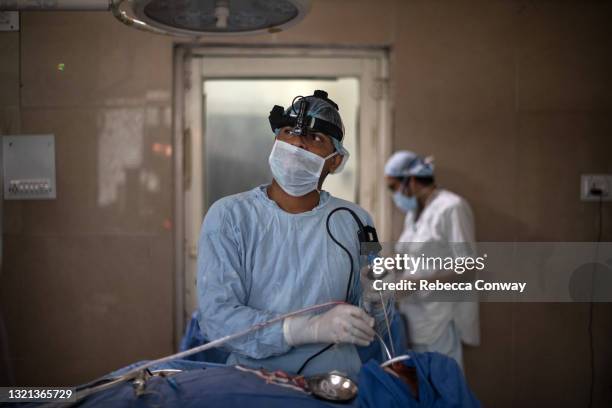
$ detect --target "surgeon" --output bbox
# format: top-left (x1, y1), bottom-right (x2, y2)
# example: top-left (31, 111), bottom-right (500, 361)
top-left (197, 90), bottom-right (392, 378)
top-left (384, 151), bottom-right (480, 369)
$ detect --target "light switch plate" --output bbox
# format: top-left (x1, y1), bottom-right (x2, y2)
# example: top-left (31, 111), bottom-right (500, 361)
top-left (3, 134), bottom-right (56, 200)
top-left (581, 174), bottom-right (612, 202)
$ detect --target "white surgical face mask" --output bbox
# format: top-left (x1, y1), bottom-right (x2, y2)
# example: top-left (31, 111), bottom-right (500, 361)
top-left (268, 140), bottom-right (337, 197)
top-left (392, 179), bottom-right (418, 213)
top-left (393, 190), bottom-right (418, 213)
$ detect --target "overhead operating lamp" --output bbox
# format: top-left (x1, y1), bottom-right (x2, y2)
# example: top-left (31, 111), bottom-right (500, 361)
top-left (0, 0), bottom-right (312, 37)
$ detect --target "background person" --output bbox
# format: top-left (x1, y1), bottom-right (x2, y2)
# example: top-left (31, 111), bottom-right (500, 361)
top-left (384, 150), bottom-right (480, 369)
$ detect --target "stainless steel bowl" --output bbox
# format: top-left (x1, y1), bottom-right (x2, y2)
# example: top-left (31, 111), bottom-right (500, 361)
top-left (305, 371), bottom-right (358, 402)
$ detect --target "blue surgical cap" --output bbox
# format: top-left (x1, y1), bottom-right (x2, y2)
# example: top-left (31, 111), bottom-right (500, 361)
top-left (384, 150), bottom-right (434, 178)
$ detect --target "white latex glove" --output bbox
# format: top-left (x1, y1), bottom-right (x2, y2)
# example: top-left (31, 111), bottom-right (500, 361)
top-left (283, 304), bottom-right (375, 347)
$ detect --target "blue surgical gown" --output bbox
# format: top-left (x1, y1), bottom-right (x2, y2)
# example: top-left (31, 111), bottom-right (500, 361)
top-left (196, 184), bottom-right (388, 378)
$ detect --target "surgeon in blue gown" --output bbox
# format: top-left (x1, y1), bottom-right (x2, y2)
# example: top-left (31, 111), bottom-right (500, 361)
top-left (196, 90), bottom-right (392, 379)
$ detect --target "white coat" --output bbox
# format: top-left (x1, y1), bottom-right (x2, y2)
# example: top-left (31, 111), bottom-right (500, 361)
top-left (396, 189), bottom-right (480, 347)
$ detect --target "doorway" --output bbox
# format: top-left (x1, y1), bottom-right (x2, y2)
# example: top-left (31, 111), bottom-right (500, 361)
top-left (175, 46), bottom-right (391, 344)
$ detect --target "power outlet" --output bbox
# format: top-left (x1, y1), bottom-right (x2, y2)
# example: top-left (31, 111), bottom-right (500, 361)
top-left (581, 174), bottom-right (612, 201)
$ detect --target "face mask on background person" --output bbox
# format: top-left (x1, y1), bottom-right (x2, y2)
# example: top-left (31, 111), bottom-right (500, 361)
top-left (268, 140), bottom-right (337, 197)
top-left (392, 179), bottom-right (417, 212)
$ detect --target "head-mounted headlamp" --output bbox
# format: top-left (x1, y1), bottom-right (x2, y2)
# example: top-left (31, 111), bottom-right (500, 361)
top-left (268, 90), bottom-right (344, 143)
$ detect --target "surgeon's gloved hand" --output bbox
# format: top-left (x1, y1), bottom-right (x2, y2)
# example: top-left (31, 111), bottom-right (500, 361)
top-left (283, 304), bottom-right (375, 347)
top-left (360, 264), bottom-right (395, 304)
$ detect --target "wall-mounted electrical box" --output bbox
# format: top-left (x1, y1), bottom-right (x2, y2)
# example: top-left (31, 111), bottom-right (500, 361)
top-left (3, 134), bottom-right (56, 200)
top-left (0, 11), bottom-right (19, 32)
top-left (581, 174), bottom-right (612, 202)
